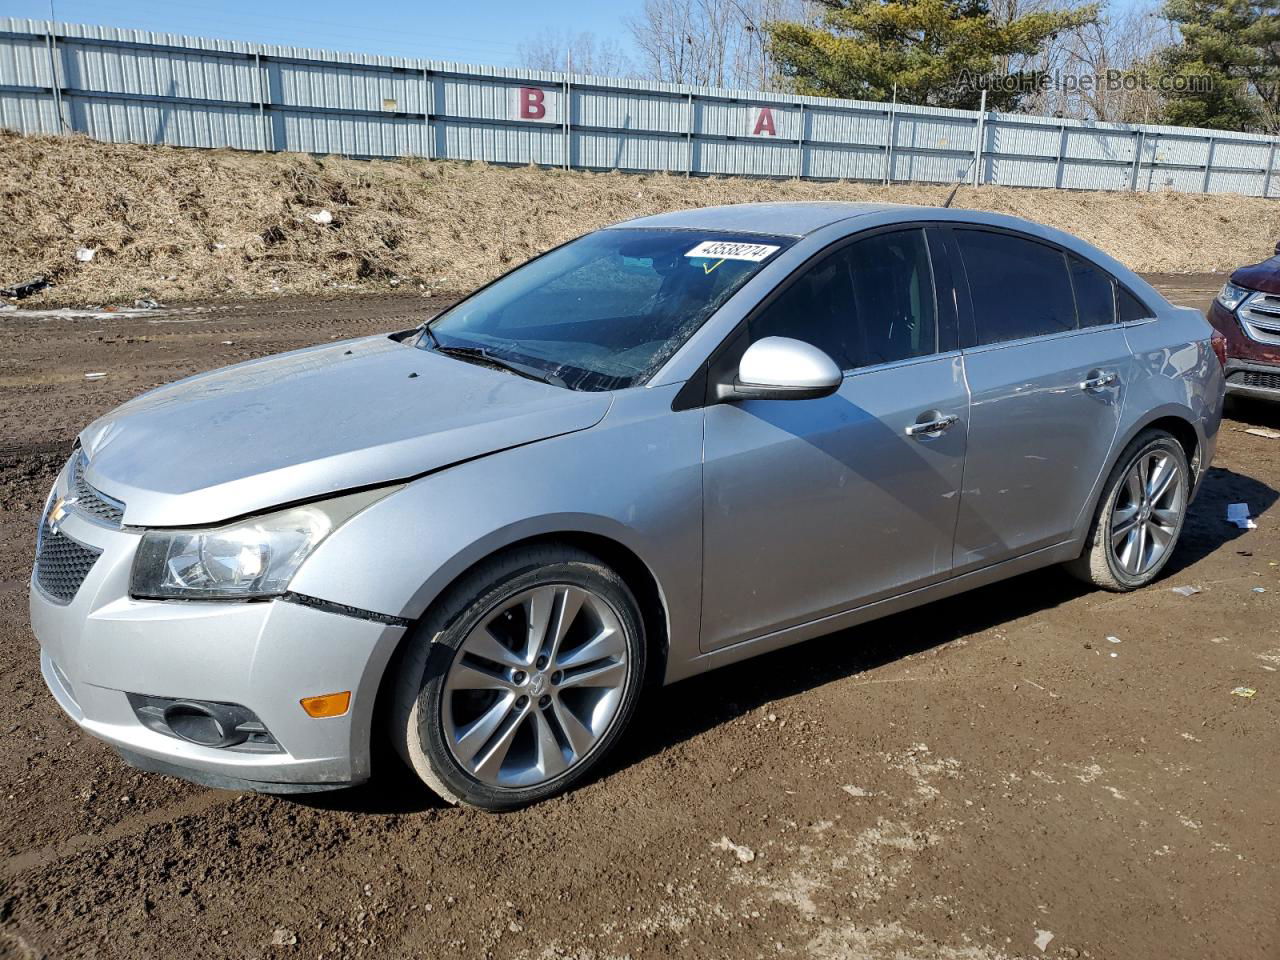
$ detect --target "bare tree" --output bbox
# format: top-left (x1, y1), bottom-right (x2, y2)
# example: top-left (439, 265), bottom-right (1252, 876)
top-left (1009, 0), bottom-right (1174, 121)
top-left (626, 0), bottom-right (811, 89)
top-left (516, 29), bottom-right (633, 77)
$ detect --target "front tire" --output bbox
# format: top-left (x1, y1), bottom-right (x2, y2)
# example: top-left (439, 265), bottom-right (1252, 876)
top-left (1067, 429), bottom-right (1190, 591)
top-left (389, 544), bottom-right (646, 811)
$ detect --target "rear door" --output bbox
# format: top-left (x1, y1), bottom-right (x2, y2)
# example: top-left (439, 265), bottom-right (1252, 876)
top-left (948, 227), bottom-right (1133, 571)
top-left (699, 226), bottom-right (970, 651)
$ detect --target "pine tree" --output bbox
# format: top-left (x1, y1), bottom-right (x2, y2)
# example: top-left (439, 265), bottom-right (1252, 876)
top-left (1159, 0), bottom-right (1280, 133)
top-left (765, 0), bottom-right (1098, 110)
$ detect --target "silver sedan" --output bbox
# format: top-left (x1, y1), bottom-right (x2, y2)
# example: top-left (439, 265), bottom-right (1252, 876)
top-left (30, 203), bottom-right (1225, 810)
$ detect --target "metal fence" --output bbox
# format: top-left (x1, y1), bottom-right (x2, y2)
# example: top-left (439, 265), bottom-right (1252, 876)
top-left (2, 17), bottom-right (1278, 198)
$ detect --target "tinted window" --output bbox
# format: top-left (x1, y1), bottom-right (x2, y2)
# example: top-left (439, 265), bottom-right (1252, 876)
top-left (1069, 256), bottom-right (1116, 327)
top-left (1118, 287), bottom-right (1153, 322)
top-left (958, 230), bottom-right (1076, 344)
top-left (752, 229), bottom-right (937, 370)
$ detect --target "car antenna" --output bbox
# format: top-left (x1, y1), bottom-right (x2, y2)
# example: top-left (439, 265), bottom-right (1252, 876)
top-left (942, 156), bottom-right (976, 209)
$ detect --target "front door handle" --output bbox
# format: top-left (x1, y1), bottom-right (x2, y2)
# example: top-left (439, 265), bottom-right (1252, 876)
top-left (1080, 371), bottom-right (1118, 391)
top-left (905, 413), bottom-right (959, 437)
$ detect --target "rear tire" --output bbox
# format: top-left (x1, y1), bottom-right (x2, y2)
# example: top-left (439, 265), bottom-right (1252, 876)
top-left (389, 544), bottom-right (646, 811)
top-left (1066, 429), bottom-right (1190, 591)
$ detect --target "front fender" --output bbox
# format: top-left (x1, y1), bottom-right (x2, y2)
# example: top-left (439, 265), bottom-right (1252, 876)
top-left (287, 383), bottom-right (705, 675)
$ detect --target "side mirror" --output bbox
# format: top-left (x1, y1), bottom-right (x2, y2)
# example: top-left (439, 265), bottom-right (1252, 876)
top-left (717, 336), bottom-right (843, 402)
top-left (1274, 240), bottom-right (1280, 256)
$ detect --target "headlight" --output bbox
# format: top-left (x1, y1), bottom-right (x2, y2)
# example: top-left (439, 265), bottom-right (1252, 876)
top-left (1216, 282), bottom-right (1251, 311)
top-left (130, 489), bottom-right (390, 600)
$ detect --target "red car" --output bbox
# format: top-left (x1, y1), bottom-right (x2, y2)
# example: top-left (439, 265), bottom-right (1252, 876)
top-left (1208, 241), bottom-right (1280, 400)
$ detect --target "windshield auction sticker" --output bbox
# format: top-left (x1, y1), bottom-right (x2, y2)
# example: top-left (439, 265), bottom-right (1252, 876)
top-left (685, 240), bottom-right (781, 262)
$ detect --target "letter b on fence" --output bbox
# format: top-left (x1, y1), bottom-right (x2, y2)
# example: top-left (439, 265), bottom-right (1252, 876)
top-left (517, 87), bottom-right (546, 120)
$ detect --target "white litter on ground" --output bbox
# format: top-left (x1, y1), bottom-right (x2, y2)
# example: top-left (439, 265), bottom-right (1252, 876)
top-left (1227, 503), bottom-right (1257, 530)
top-left (711, 836), bottom-right (756, 863)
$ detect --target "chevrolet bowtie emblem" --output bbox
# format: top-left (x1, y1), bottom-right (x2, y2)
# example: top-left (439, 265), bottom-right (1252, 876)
top-left (48, 496), bottom-right (78, 535)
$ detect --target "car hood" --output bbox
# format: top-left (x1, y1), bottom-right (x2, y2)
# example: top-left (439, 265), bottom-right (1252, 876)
top-left (1232, 257), bottom-right (1280, 295)
top-left (78, 335), bottom-right (612, 527)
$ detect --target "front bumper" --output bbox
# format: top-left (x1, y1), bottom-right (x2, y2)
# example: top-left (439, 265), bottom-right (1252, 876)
top-left (30, 500), bottom-right (406, 793)
top-left (1224, 359), bottom-right (1280, 402)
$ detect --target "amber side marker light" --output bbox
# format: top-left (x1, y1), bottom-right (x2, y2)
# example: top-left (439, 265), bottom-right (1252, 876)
top-left (300, 691), bottom-right (351, 718)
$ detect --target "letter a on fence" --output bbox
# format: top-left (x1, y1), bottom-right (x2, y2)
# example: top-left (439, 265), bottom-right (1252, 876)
top-left (752, 107), bottom-right (777, 137)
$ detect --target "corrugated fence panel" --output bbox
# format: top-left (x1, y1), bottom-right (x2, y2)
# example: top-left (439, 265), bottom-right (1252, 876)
top-left (698, 137), bottom-right (797, 177)
top-left (1064, 127), bottom-right (1136, 163)
top-left (895, 113), bottom-right (975, 155)
top-left (66, 94), bottom-right (261, 148)
top-left (808, 107), bottom-right (888, 147)
top-left (985, 155), bottom-right (1058, 188)
top-left (1211, 138), bottom-right (1270, 170)
top-left (986, 119), bottom-right (1058, 159)
top-left (806, 144), bottom-right (883, 181)
top-left (275, 61), bottom-right (427, 115)
top-left (0, 90), bottom-right (57, 133)
top-left (443, 121), bottom-right (563, 166)
top-left (64, 40), bottom-right (258, 103)
top-left (892, 151), bottom-right (970, 184)
top-left (1205, 170), bottom-right (1265, 195)
top-left (442, 76), bottom-right (564, 125)
top-left (276, 109), bottom-right (426, 157)
top-left (574, 131), bottom-right (685, 172)
top-left (697, 99), bottom-right (799, 140)
top-left (0, 34), bottom-right (52, 87)
top-left (575, 88), bottom-right (685, 135)
top-left (0, 18), bottom-right (1276, 197)
top-left (1060, 159), bottom-right (1134, 192)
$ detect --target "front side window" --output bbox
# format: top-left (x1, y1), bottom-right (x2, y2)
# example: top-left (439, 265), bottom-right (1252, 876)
top-left (423, 228), bottom-right (791, 391)
top-left (958, 230), bottom-right (1077, 344)
top-left (751, 229), bottom-right (938, 370)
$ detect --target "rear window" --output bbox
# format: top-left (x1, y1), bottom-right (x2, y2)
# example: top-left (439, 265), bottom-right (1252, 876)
top-left (1118, 287), bottom-right (1154, 322)
top-left (958, 230), bottom-right (1077, 344)
top-left (1069, 256), bottom-right (1117, 327)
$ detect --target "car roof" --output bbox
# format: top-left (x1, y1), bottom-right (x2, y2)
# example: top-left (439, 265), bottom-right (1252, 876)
top-left (612, 202), bottom-right (917, 237)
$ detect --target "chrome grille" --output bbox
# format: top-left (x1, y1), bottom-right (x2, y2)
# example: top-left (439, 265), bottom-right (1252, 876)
top-left (1239, 292), bottom-right (1280, 346)
top-left (70, 451), bottom-right (125, 527)
top-left (35, 518), bottom-right (102, 604)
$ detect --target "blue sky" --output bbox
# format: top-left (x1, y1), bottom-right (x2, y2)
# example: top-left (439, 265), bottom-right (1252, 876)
top-left (7, 1), bottom-right (639, 65)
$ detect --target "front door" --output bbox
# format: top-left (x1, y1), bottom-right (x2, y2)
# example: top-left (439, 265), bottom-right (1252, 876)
top-left (700, 227), bottom-right (970, 652)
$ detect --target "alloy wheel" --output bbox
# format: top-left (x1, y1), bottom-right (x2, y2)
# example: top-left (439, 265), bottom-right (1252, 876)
top-left (441, 584), bottom-right (630, 789)
top-left (1109, 449), bottom-right (1186, 578)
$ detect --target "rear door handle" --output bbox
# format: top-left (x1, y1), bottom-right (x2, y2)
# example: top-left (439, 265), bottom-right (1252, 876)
top-left (1080, 371), bottom-right (1117, 391)
top-left (905, 413), bottom-right (959, 437)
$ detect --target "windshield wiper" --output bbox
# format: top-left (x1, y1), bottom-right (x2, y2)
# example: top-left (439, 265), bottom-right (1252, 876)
top-left (431, 343), bottom-right (567, 388)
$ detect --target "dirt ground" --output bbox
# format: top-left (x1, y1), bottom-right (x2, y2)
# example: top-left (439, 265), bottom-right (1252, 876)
top-left (1, 277), bottom-right (1277, 960)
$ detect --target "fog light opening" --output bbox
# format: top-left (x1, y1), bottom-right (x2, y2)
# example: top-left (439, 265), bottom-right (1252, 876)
top-left (162, 702), bottom-right (249, 747)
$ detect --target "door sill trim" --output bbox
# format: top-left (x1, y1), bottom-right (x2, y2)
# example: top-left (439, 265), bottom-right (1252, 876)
top-left (667, 540), bottom-right (1078, 684)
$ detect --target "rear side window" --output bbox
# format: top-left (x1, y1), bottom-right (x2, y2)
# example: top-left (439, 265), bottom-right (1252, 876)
top-left (1069, 256), bottom-right (1117, 327)
top-left (957, 230), bottom-right (1077, 344)
top-left (751, 228), bottom-right (937, 370)
top-left (1118, 287), bottom-right (1153, 322)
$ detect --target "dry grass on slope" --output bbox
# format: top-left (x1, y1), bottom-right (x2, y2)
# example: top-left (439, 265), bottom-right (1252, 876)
top-left (2, 130), bottom-right (1276, 305)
